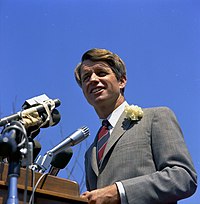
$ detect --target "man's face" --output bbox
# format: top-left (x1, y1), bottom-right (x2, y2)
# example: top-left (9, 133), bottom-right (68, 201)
top-left (80, 60), bottom-right (126, 109)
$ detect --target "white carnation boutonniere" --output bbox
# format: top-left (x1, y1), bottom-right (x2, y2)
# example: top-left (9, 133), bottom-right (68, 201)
top-left (124, 104), bottom-right (143, 121)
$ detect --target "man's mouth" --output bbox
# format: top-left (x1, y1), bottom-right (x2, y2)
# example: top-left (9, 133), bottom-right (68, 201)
top-left (90, 87), bottom-right (104, 93)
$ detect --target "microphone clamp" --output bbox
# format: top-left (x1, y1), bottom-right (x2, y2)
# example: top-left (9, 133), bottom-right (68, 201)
top-left (34, 151), bottom-right (54, 173)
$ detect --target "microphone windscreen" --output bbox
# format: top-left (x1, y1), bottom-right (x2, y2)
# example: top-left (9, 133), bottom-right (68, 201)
top-left (51, 148), bottom-right (73, 169)
top-left (41, 109), bottom-right (61, 128)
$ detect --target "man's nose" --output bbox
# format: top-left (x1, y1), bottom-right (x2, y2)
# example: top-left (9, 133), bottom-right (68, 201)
top-left (90, 73), bottom-right (99, 82)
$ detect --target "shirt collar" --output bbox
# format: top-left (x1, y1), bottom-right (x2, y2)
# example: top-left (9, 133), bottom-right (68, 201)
top-left (99, 101), bottom-right (128, 128)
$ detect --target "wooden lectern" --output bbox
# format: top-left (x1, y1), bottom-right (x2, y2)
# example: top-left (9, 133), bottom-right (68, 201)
top-left (0, 162), bottom-right (88, 204)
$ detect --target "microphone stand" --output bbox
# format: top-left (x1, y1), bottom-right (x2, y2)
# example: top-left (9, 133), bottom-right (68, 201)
top-left (0, 122), bottom-right (28, 204)
top-left (7, 160), bottom-right (21, 204)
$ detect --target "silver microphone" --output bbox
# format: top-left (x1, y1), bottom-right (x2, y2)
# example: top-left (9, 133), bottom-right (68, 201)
top-left (50, 126), bottom-right (89, 155)
top-left (34, 126), bottom-right (89, 173)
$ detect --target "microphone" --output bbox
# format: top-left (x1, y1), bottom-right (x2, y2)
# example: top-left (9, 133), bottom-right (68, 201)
top-left (0, 121), bottom-right (23, 157)
top-left (22, 94), bottom-right (61, 129)
top-left (0, 94), bottom-right (61, 129)
top-left (34, 126), bottom-right (89, 172)
top-left (32, 140), bottom-right (42, 161)
top-left (49, 148), bottom-right (73, 176)
top-left (49, 126), bottom-right (89, 155)
top-left (26, 108), bottom-right (61, 139)
top-left (20, 139), bottom-right (42, 167)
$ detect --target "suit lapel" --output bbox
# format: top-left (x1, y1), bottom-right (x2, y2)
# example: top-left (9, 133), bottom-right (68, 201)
top-left (90, 140), bottom-right (99, 176)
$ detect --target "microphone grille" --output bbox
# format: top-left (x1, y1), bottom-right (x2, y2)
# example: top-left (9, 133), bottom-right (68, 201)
top-left (81, 126), bottom-right (90, 138)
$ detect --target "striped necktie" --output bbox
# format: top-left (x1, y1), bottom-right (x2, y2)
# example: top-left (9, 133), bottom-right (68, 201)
top-left (97, 119), bottom-right (110, 166)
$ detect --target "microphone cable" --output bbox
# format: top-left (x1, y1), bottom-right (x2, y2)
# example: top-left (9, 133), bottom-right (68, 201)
top-left (28, 171), bottom-right (49, 204)
top-left (15, 121), bottom-right (29, 204)
top-left (29, 168), bottom-right (36, 204)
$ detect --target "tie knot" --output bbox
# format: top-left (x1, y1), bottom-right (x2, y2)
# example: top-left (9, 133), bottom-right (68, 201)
top-left (102, 119), bottom-right (110, 128)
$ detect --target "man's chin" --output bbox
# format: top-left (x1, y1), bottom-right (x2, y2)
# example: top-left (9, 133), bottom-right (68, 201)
top-left (89, 97), bottom-right (106, 107)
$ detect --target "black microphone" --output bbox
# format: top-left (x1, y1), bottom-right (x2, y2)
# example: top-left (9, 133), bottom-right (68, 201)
top-left (0, 121), bottom-right (23, 157)
top-left (40, 109), bottom-right (61, 128)
top-left (49, 148), bottom-right (73, 176)
top-left (35, 126), bottom-right (89, 172)
top-left (32, 140), bottom-right (42, 161)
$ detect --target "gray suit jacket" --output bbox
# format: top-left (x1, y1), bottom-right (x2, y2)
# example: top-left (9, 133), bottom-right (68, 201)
top-left (85, 107), bottom-right (197, 204)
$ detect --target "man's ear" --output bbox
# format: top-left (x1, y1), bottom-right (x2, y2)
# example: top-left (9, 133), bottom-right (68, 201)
top-left (119, 75), bottom-right (127, 89)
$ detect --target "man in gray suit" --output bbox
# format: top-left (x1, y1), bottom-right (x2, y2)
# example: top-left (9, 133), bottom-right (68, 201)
top-left (74, 48), bottom-right (197, 204)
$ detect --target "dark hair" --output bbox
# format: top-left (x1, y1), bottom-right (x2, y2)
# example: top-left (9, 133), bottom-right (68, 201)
top-left (74, 48), bottom-right (127, 88)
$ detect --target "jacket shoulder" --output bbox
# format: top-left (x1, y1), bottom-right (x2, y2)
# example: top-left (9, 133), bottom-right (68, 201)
top-left (142, 106), bottom-right (178, 123)
top-left (143, 106), bottom-right (175, 115)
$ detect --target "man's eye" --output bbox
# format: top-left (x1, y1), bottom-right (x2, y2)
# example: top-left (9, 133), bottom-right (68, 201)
top-left (98, 71), bottom-right (107, 77)
top-left (82, 75), bottom-right (90, 82)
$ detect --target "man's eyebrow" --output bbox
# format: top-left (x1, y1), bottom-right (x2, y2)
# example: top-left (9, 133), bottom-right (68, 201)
top-left (81, 70), bottom-right (91, 78)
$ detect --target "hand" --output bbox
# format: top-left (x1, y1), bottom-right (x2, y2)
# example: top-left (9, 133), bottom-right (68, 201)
top-left (81, 184), bottom-right (120, 204)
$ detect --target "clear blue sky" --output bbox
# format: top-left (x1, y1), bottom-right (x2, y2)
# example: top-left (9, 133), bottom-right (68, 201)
top-left (0, 0), bottom-right (199, 203)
